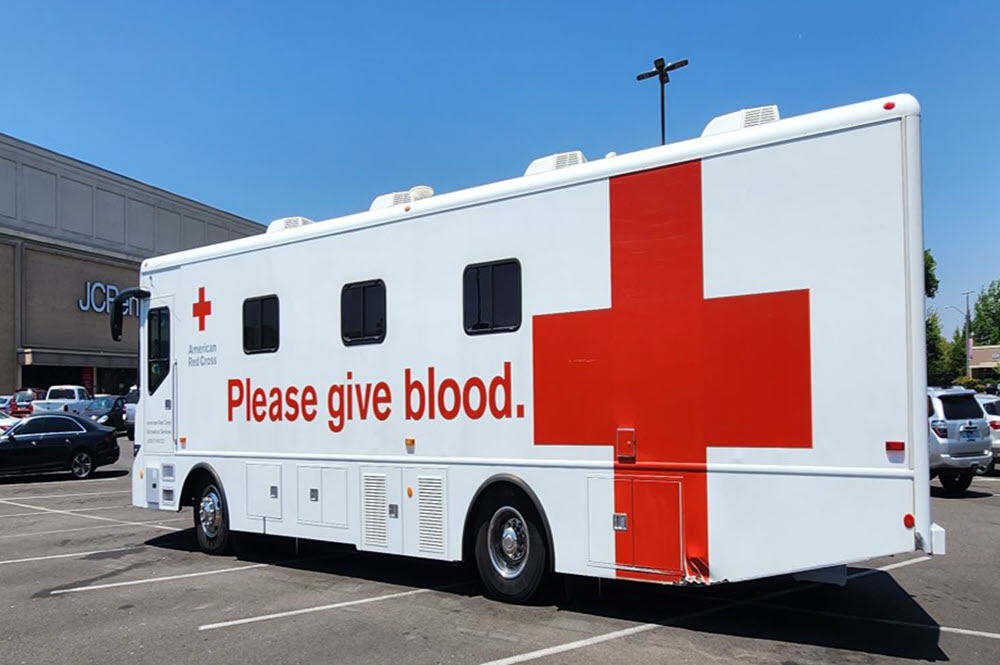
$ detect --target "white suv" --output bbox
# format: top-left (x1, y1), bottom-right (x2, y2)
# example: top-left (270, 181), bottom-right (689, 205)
top-left (927, 387), bottom-right (992, 495)
top-left (975, 394), bottom-right (1000, 474)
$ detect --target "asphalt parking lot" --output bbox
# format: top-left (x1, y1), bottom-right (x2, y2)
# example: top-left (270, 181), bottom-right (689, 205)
top-left (1, 442), bottom-right (998, 665)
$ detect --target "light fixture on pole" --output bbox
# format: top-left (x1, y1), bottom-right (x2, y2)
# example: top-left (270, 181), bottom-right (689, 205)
top-left (636, 57), bottom-right (688, 145)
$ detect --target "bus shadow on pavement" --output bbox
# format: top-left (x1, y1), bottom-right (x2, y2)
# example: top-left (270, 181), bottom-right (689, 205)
top-left (145, 530), bottom-right (945, 661)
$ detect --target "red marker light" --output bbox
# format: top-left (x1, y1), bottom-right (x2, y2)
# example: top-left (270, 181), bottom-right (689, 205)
top-left (886, 441), bottom-right (905, 452)
top-left (883, 101), bottom-right (896, 110)
top-left (903, 514), bottom-right (915, 529)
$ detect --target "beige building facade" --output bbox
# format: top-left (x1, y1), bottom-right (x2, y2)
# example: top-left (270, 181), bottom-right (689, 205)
top-left (971, 344), bottom-right (1000, 381)
top-left (0, 131), bottom-right (262, 395)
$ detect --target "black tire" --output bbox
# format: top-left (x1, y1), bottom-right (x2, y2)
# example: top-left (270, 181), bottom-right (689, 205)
top-left (473, 485), bottom-right (548, 603)
top-left (69, 449), bottom-right (94, 479)
top-left (940, 472), bottom-right (973, 496)
top-left (194, 480), bottom-right (232, 555)
top-left (127, 426), bottom-right (135, 442)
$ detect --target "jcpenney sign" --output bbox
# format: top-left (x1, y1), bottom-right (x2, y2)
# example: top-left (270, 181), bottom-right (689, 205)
top-left (78, 281), bottom-right (139, 317)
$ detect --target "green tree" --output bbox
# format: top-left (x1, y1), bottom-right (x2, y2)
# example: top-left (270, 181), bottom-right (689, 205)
top-left (971, 279), bottom-right (1000, 345)
top-left (924, 249), bottom-right (939, 299)
top-left (926, 310), bottom-right (950, 385)
top-left (945, 326), bottom-right (968, 382)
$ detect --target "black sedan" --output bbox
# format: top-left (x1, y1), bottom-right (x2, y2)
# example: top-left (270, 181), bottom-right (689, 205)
top-left (80, 395), bottom-right (126, 431)
top-left (0, 414), bottom-right (119, 479)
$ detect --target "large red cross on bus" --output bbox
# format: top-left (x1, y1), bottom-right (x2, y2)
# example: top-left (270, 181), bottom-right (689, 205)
top-left (532, 161), bottom-right (813, 582)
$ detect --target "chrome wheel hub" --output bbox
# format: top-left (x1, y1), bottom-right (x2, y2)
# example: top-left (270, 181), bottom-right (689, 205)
top-left (71, 452), bottom-right (92, 478)
top-left (199, 487), bottom-right (223, 538)
top-left (488, 507), bottom-right (529, 579)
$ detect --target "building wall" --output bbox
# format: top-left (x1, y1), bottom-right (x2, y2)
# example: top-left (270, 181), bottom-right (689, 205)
top-left (22, 246), bottom-right (140, 354)
top-left (0, 133), bottom-right (259, 259)
top-left (0, 131), bottom-right (263, 395)
top-left (0, 239), bottom-right (14, 394)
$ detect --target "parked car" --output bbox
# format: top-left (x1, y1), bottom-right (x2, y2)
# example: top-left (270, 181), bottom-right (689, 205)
top-left (0, 413), bottom-right (119, 479)
top-left (81, 395), bottom-right (126, 432)
top-left (8, 388), bottom-right (45, 417)
top-left (975, 394), bottom-right (1000, 474)
top-left (927, 387), bottom-right (993, 495)
top-left (32, 385), bottom-right (93, 415)
top-left (0, 395), bottom-right (10, 414)
top-left (123, 386), bottom-right (138, 442)
top-left (0, 412), bottom-right (20, 432)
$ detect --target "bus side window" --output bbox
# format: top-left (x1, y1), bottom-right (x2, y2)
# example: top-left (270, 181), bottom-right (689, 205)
top-left (243, 295), bottom-right (280, 354)
top-left (463, 259), bottom-right (521, 335)
top-left (148, 307), bottom-right (170, 395)
top-left (341, 280), bottom-right (386, 346)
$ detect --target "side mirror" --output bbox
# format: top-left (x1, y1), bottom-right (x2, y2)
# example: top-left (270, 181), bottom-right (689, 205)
top-left (110, 287), bottom-right (150, 342)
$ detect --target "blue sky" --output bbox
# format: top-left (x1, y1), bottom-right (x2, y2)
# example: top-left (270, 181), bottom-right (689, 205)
top-left (1, 1), bottom-right (997, 335)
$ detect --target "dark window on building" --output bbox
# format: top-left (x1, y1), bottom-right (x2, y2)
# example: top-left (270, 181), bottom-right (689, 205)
top-left (243, 296), bottom-right (280, 354)
top-left (148, 307), bottom-right (170, 395)
top-left (341, 280), bottom-right (386, 345)
top-left (463, 259), bottom-right (521, 334)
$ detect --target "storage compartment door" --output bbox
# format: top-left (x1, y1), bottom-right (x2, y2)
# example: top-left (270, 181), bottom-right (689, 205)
top-left (247, 463), bottom-right (282, 520)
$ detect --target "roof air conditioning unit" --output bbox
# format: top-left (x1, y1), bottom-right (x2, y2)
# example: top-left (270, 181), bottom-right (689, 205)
top-left (266, 216), bottom-right (314, 234)
top-left (701, 105), bottom-right (780, 137)
top-left (370, 185), bottom-right (435, 211)
top-left (524, 150), bottom-right (587, 176)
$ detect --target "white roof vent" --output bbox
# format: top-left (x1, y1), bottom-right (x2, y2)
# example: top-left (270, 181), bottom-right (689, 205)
top-left (266, 216), bottom-right (314, 233)
top-left (524, 150), bottom-right (587, 176)
top-left (701, 105), bottom-right (780, 137)
top-left (369, 185), bottom-right (435, 211)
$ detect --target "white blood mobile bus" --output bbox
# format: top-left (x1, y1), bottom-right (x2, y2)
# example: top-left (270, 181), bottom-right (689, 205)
top-left (111, 94), bottom-right (944, 602)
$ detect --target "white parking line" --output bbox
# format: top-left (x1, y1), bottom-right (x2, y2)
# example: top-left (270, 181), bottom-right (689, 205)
top-left (846, 555), bottom-right (932, 580)
top-left (0, 545), bottom-right (146, 566)
top-left (198, 587), bottom-right (432, 631)
top-left (475, 556), bottom-right (936, 665)
top-left (755, 600), bottom-right (1000, 641)
top-left (0, 505), bottom-right (130, 519)
top-left (972, 476), bottom-right (1000, 483)
top-left (0, 490), bottom-right (131, 500)
top-left (51, 562), bottom-right (271, 595)
top-left (0, 498), bottom-right (181, 531)
top-left (0, 517), bottom-right (187, 540)
top-left (0, 476), bottom-right (126, 489)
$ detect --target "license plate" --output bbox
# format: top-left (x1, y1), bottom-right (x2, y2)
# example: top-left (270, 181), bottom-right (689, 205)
top-left (961, 429), bottom-right (977, 442)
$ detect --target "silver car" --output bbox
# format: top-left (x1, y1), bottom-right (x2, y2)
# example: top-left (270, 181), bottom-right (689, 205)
top-left (928, 387), bottom-right (992, 495)
top-left (975, 394), bottom-right (1000, 473)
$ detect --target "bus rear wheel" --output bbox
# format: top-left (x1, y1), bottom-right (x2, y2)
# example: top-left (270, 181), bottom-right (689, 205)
top-left (474, 487), bottom-right (548, 603)
top-left (195, 481), bottom-right (232, 555)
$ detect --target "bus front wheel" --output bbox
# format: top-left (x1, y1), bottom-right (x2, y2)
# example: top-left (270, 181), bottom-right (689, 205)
top-left (195, 481), bottom-right (232, 555)
top-left (473, 486), bottom-right (548, 603)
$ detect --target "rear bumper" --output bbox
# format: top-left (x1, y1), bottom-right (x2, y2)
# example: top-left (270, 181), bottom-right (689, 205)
top-left (96, 446), bottom-right (120, 467)
top-left (930, 453), bottom-right (992, 474)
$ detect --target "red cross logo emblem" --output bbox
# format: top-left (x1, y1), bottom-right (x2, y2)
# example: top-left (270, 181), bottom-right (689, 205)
top-left (193, 287), bottom-right (212, 332)
top-left (532, 161), bottom-right (813, 581)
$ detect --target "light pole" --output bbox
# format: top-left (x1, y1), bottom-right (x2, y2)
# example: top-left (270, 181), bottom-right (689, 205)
top-left (945, 293), bottom-right (975, 378)
top-left (636, 57), bottom-right (688, 145)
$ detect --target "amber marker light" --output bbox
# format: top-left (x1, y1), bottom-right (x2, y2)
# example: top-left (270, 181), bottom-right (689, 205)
top-left (407, 486), bottom-right (413, 498)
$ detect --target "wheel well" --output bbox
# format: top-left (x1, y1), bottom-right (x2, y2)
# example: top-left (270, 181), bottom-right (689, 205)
top-left (179, 465), bottom-right (222, 508)
top-left (462, 475), bottom-right (555, 571)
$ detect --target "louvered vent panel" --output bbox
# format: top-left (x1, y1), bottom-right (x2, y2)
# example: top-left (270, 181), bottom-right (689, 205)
top-left (417, 475), bottom-right (445, 554)
top-left (743, 105), bottom-right (779, 128)
top-left (362, 473), bottom-right (388, 548)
